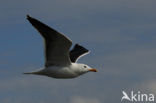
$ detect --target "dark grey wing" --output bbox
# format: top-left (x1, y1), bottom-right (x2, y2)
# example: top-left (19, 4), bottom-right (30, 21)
top-left (70, 44), bottom-right (89, 62)
top-left (27, 15), bottom-right (72, 67)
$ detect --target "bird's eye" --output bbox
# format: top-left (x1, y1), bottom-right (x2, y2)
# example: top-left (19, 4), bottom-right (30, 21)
top-left (84, 66), bottom-right (87, 68)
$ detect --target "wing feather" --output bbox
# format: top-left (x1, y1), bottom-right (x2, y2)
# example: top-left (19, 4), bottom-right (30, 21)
top-left (70, 44), bottom-right (89, 62)
top-left (27, 15), bottom-right (72, 67)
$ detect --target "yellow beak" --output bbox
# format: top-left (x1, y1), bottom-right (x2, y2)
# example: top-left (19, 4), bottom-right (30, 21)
top-left (89, 68), bottom-right (97, 72)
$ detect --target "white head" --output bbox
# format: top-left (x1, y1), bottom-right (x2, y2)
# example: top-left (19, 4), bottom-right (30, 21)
top-left (72, 63), bottom-right (97, 75)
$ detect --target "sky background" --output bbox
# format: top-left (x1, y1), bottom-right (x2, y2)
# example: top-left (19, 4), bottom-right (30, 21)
top-left (0, 0), bottom-right (156, 103)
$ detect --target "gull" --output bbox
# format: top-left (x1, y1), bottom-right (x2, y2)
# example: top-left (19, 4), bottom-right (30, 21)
top-left (24, 15), bottom-right (97, 79)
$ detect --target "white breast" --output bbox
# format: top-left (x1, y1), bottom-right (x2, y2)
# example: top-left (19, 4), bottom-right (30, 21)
top-left (43, 65), bottom-right (79, 78)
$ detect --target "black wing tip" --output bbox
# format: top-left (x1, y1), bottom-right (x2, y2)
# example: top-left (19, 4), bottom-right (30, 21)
top-left (26, 14), bottom-right (33, 21)
top-left (26, 14), bottom-right (30, 18)
top-left (74, 43), bottom-right (89, 52)
top-left (75, 43), bottom-right (80, 47)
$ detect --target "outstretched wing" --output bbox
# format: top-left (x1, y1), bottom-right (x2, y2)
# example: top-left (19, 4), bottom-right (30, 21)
top-left (70, 44), bottom-right (89, 62)
top-left (27, 15), bottom-right (72, 67)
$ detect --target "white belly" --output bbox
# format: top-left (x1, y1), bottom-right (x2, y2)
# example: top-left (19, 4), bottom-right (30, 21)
top-left (42, 66), bottom-right (79, 78)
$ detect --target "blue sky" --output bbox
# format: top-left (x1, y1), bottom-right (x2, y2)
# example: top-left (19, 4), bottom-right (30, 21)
top-left (1, 0), bottom-right (156, 103)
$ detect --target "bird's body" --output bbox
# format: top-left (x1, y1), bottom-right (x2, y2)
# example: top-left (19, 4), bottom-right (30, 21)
top-left (24, 15), bottom-right (97, 79)
top-left (26, 63), bottom-right (90, 78)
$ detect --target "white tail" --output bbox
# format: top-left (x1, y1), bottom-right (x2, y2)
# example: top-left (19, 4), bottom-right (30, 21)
top-left (23, 69), bottom-right (45, 75)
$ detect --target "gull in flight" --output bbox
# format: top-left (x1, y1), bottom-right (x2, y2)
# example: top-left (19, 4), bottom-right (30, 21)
top-left (24, 15), bottom-right (97, 79)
